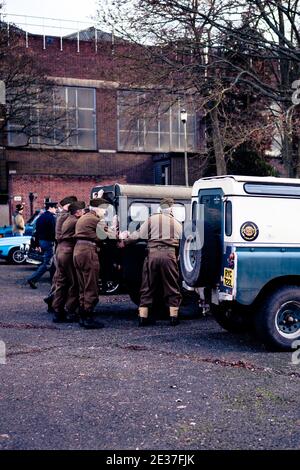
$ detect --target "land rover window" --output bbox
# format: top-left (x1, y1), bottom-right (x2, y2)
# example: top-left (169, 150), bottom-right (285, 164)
top-left (199, 191), bottom-right (222, 236)
top-left (172, 204), bottom-right (185, 223)
top-left (129, 203), bottom-right (149, 223)
top-left (244, 183), bottom-right (300, 197)
top-left (192, 201), bottom-right (198, 222)
top-left (225, 200), bottom-right (232, 236)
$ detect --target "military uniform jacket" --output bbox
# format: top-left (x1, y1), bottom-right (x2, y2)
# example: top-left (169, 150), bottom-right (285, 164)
top-left (56, 210), bottom-right (69, 242)
top-left (59, 215), bottom-right (78, 246)
top-left (74, 211), bottom-right (117, 243)
top-left (127, 212), bottom-right (182, 249)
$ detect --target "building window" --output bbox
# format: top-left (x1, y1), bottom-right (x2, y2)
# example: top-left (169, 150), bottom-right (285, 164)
top-left (118, 91), bottom-right (197, 152)
top-left (154, 160), bottom-right (171, 185)
top-left (8, 86), bottom-right (96, 150)
top-left (161, 164), bottom-right (170, 185)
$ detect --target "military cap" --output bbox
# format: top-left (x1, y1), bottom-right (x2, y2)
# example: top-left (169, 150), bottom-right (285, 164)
top-left (59, 196), bottom-right (77, 206)
top-left (45, 201), bottom-right (58, 209)
top-left (68, 201), bottom-right (86, 214)
top-left (160, 197), bottom-right (174, 208)
top-left (89, 197), bottom-right (111, 208)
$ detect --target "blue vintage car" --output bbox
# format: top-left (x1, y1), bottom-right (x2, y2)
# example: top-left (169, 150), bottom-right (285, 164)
top-left (0, 235), bottom-right (32, 264)
top-left (0, 210), bottom-right (42, 238)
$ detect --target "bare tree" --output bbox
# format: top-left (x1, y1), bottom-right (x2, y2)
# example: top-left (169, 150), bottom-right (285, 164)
top-left (0, 17), bottom-right (73, 148)
top-left (97, 0), bottom-right (300, 176)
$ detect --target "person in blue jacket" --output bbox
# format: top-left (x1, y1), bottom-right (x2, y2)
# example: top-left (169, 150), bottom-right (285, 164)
top-left (27, 201), bottom-right (58, 289)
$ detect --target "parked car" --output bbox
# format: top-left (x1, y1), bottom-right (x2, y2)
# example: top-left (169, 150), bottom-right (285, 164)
top-left (0, 210), bottom-right (42, 238)
top-left (22, 237), bottom-right (43, 265)
top-left (0, 235), bottom-right (32, 264)
top-left (180, 175), bottom-right (300, 351)
top-left (91, 183), bottom-right (192, 301)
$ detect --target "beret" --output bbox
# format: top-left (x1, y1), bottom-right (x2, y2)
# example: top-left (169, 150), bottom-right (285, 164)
top-left (68, 201), bottom-right (86, 214)
top-left (60, 196), bottom-right (78, 206)
top-left (89, 197), bottom-right (111, 208)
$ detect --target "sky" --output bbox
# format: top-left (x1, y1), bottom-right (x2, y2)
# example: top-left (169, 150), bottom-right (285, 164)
top-left (2, 0), bottom-right (100, 35)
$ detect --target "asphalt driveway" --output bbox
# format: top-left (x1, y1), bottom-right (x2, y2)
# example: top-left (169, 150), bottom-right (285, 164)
top-left (0, 262), bottom-right (299, 450)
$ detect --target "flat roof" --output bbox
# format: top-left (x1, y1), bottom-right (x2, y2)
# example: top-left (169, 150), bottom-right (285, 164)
top-left (192, 175), bottom-right (300, 197)
top-left (92, 183), bottom-right (192, 200)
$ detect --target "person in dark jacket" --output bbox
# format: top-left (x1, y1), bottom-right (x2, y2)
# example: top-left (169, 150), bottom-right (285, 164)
top-left (27, 201), bottom-right (58, 289)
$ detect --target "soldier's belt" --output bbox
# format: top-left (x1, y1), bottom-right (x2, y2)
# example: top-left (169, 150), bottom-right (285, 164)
top-left (76, 240), bottom-right (97, 247)
top-left (148, 246), bottom-right (176, 252)
top-left (58, 240), bottom-right (75, 246)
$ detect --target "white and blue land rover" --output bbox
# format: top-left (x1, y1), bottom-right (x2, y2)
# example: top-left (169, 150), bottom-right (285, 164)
top-left (180, 175), bottom-right (300, 351)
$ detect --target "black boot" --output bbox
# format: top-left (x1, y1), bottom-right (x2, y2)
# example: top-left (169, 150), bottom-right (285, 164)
top-left (43, 295), bottom-right (54, 313)
top-left (170, 317), bottom-right (180, 326)
top-left (53, 310), bottom-right (68, 323)
top-left (78, 307), bottom-right (85, 327)
top-left (81, 311), bottom-right (104, 329)
top-left (138, 317), bottom-right (156, 327)
top-left (65, 311), bottom-right (79, 323)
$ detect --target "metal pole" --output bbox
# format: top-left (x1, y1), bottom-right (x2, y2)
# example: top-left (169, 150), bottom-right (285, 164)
top-left (184, 121), bottom-right (188, 187)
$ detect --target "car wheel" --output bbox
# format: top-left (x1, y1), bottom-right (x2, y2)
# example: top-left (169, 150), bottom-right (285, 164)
top-left (9, 247), bottom-right (27, 264)
top-left (99, 280), bottom-right (120, 295)
top-left (180, 220), bottom-right (221, 287)
top-left (211, 302), bottom-right (254, 334)
top-left (255, 285), bottom-right (300, 351)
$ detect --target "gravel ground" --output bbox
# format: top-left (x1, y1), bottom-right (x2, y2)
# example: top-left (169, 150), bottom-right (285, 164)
top-left (0, 261), bottom-right (299, 450)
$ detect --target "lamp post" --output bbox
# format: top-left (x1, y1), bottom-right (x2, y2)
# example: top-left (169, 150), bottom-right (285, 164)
top-left (29, 192), bottom-right (35, 217)
top-left (180, 109), bottom-right (188, 187)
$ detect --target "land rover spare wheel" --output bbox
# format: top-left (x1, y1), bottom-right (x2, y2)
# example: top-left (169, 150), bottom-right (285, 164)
top-left (180, 220), bottom-right (221, 287)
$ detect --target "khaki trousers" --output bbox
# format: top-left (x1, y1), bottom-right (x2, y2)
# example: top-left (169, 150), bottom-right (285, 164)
top-left (73, 244), bottom-right (100, 312)
top-left (140, 249), bottom-right (182, 308)
top-left (52, 244), bottom-right (78, 313)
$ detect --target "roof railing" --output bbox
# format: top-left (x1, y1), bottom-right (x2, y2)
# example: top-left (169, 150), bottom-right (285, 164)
top-left (0, 13), bottom-right (113, 53)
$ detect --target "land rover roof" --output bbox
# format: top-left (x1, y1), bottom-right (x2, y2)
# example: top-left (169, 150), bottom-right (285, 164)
top-left (91, 183), bottom-right (192, 202)
top-left (192, 175), bottom-right (300, 198)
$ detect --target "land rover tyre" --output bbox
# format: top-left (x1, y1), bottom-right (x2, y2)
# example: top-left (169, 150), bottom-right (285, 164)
top-left (180, 220), bottom-right (221, 287)
top-left (9, 247), bottom-right (26, 264)
top-left (255, 285), bottom-right (300, 351)
top-left (211, 302), bottom-right (253, 334)
top-left (98, 280), bottom-right (120, 295)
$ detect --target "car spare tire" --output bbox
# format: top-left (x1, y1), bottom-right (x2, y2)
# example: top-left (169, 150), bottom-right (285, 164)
top-left (180, 220), bottom-right (221, 288)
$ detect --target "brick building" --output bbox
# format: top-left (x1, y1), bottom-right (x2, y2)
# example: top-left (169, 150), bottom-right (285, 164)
top-left (0, 22), bottom-right (206, 223)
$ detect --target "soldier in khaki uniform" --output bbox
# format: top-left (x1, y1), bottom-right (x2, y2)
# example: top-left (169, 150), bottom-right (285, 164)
top-left (52, 201), bottom-right (85, 323)
top-left (73, 197), bottom-right (116, 329)
top-left (123, 198), bottom-right (183, 326)
top-left (43, 195), bottom-right (77, 312)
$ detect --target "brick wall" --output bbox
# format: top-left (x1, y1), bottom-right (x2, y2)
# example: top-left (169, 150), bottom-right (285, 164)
top-left (7, 148), bottom-right (154, 179)
top-left (3, 32), bottom-right (206, 212)
top-left (171, 155), bottom-right (205, 186)
top-left (9, 174), bottom-right (129, 221)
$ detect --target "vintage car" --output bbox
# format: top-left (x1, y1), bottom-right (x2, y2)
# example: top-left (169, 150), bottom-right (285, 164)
top-left (0, 235), bottom-right (32, 264)
top-left (180, 175), bottom-right (300, 351)
top-left (91, 183), bottom-right (192, 302)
